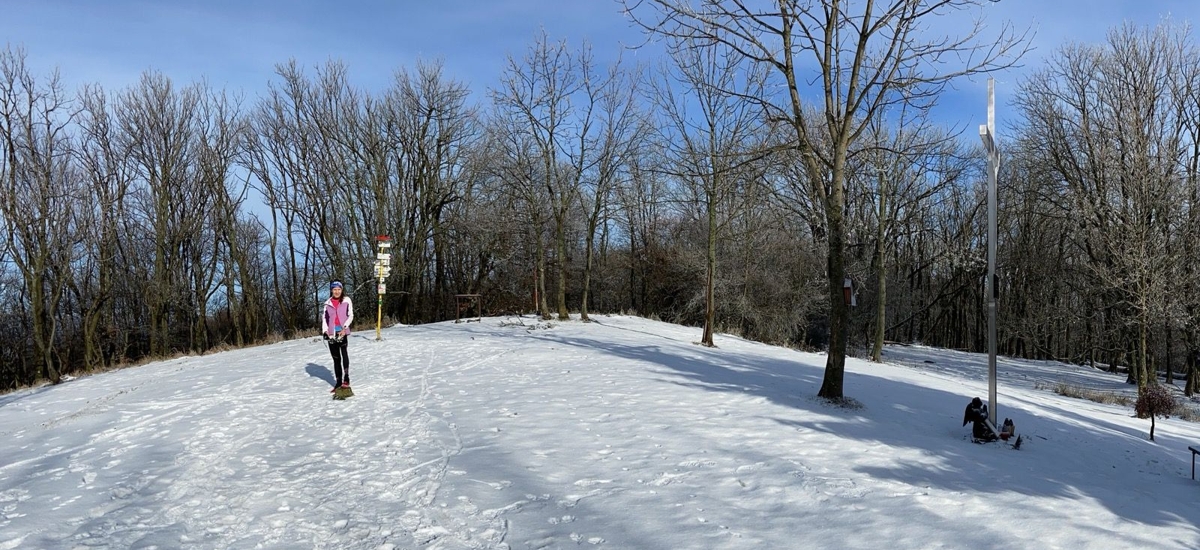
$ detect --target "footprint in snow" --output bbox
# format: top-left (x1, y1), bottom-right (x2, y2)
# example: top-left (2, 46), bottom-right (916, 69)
top-left (573, 479), bottom-right (613, 488)
top-left (735, 462), bottom-right (766, 473)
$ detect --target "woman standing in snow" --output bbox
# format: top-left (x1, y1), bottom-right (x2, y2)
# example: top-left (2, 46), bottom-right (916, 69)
top-left (322, 280), bottom-right (354, 391)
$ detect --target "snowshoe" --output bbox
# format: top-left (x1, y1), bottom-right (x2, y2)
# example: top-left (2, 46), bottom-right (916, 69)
top-left (999, 418), bottom-right (1016, 440)
top-left (967, 417), bottom-right (1021, 449)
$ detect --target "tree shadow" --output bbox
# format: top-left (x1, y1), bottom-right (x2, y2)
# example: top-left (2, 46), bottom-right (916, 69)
top-left (529, 330), bottom-right (1200, 534)
top-left (882, 345), bottom-right (1134, 393)
top-left (534, 332), bottom-right (822, 401)
top-left (0, 383), bottom-right (56, 410)
top-left (774, 377), bottom-right (1198, 530)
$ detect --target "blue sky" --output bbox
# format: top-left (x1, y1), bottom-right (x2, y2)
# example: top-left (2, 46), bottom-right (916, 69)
top-left (3, 0), bottom-right (1200, 134)
top-left (0, 1), bottom-right (647, 96)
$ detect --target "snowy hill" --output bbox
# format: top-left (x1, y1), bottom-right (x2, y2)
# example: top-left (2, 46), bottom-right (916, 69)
top-left (1, 315), bottom-right (1198, 549)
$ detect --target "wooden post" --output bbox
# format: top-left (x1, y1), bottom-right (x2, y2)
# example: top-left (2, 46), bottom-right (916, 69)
top-left (456, 294), bottom-right (482, 323)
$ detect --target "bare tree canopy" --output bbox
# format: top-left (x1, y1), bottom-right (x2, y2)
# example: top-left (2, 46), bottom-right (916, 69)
top-left (619, 0), bottom-right (1030, 400)
top-left (1016, 21), bottom-right (1199, 391)
top-left (10, 15), bottom-right (1200, 406)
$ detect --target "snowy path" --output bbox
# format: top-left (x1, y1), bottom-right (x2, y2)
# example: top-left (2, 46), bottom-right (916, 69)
top-left (2, 315), bottom-right (1199, 549)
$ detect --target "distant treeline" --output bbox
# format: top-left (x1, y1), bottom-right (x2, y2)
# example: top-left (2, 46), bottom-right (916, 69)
top-left (2, 20), bottom-right (1199, 394)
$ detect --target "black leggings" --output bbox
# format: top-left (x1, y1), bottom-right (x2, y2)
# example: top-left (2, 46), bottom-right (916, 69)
top-left (329, 339), bottom-right (350, 385)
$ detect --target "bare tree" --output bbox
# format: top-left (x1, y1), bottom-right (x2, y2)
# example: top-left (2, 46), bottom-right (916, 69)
top-left (116, 71), bottom-right (203, 356)
top-left (579, 59), bottom-right (647, 322)
top-left (302, 61), bottom-right (369, 283)
top-left (76, 83), bottom-right (136, 367)
top-left (241, 62), bottom-right (320, 334)
top-left (622, 0), bottom-right (1028, 399)
top-left (1177, 29), bottom-right (1200, 396)
top-left (493, 32), bottom-right (624, 321)
top-left (482, 101), bottom-right (553, 317)
top-left (650, 41), bottom-right (771, 345)
top-left (0, 47), bottom-right (81, 383)
top-left (860, 114), bottom-right (966, 361)
top-left (491, 32), bottom-right (579, 320)
top-left (244, 60), bottom-right (369, 328)
top-left (990, 145), bottom-right (1080, 363)
top-left (1017, 22), bottom-right (1195, 389)
top-left (613, 145), bottom-right (671, 314)
top-left (379, 61), bottom-right (477, 321)
top-left (194, 87), bottom-right (251, 346)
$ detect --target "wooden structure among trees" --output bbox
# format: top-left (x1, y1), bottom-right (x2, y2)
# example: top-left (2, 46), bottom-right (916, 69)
top-left (455, 294), bottom-right (482, 324)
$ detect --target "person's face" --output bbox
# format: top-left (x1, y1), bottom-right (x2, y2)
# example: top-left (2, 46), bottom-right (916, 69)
top-left (332, 286), bottom-right (343, 298)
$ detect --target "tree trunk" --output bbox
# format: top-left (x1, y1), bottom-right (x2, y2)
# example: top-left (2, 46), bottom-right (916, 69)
top-left (818, 149), bottom-right (849, 401)
top-left (556, 213), bottom-right (569, 321)
top-left (1139, 311), bottom-right (1149, 390)
top-left (581, 209), bottom-right (599, 322)
top-left (1185, 349), bottom-right (1196, 397)
top-left (1165, 320), bottom-right (1174, 385)
top-left (1189, 358), bottom-right (1199, 397)
top-left (30, 274), bottom-right (60, 384)
top-left (871, 169), bottom-right (887, 363)
top-left (702, 190), bottom-right (716, 347)
top-left (536, 222), bottom-right (551, 320)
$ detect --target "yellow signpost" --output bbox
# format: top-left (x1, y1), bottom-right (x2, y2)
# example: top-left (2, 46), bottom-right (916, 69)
top-left (374, 236), bottom-right (392, 341)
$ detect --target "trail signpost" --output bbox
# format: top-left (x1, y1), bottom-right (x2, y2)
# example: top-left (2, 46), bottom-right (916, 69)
top-left (375, 236), bottom-right (392, 341)
top-left (979, 78), bottom-right (1000, 423)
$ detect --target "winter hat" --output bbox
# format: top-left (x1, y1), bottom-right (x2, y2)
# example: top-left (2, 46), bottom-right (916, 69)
top-left (330, 280), bottom-right (343, 290)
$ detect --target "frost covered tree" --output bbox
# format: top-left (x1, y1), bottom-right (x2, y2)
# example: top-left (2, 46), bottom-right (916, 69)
top-left (1016, 22), bottom-right (1198, 389)
top-left (649, 40), bottom-right (772, 346)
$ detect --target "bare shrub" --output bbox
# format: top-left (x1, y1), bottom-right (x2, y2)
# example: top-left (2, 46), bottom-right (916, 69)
top-left (1135, 384), bottom-right (1176, 441)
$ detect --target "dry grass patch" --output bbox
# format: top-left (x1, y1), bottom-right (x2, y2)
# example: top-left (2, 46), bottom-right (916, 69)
top-left (1035, 381), bottom-right (1135, 407)
top-left (1036, 381), bottom-right (1200, 423)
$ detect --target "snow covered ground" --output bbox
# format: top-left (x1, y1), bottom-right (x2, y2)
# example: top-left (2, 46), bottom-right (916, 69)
top-left (1, 315), bottom-right (1198, 549)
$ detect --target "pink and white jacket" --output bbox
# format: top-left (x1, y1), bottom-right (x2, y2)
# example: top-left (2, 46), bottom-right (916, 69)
top-left (322, 296), bottom-right (354, 336)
